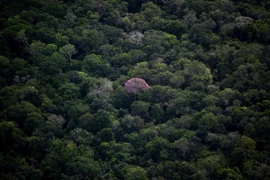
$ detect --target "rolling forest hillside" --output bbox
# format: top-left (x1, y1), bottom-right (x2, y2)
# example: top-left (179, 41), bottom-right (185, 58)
top-left (0, 0), bottom-right (270, 179)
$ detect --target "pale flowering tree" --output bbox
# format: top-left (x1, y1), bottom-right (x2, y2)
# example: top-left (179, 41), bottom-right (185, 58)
top-left (124, 78), bottom-right (150, 94)
top-left (128, 31), bottom-right (144, 45)
top-left (47, 114), bottom-right (66, 129)
top-left (87, 78), bottom-right (113, 110)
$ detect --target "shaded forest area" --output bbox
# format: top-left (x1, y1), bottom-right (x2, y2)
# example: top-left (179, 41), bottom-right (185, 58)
top-left (0, 0), bottom-right (270, 179)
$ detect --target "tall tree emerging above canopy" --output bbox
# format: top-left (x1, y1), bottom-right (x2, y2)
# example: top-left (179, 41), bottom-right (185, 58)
top-left (125, 78), bottom-right (150, 94)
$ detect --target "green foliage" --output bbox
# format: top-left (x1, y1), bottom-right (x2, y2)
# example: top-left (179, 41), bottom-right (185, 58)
top-left (124, 166), bottom-right (148, 180)
top-left (65, 154), bottom-right (101, 179)
top-left (68, 128), bottom-right (94, 145)
top-left (0, 0), bottom-right (270, 179)
top-left (121, 114), bottom-right (144, 133)
top-left (59, 44), bottom-right (77, 61)
top-left (41, 2), bottom-right (66, 18)
top-left (58, 83), bottom-right (81, 100)
top-left (0, 55), bottom-right (11, 86)
top-left (131, 101), bottom-right (150, 120)
top-left (145, 136), bottom-right (170, 162)
top-left (0, 121), bottom-right (25, 153)
top-left (169, 58), bottom-right (213, 88)
top-left (86, 78), bottom-right (113, 110)
top-left (82, 54), bottom-right (110, 76)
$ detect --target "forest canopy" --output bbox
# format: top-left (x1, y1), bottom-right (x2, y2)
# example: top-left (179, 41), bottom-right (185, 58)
top-left (0, 0), bottom-right (270, 179)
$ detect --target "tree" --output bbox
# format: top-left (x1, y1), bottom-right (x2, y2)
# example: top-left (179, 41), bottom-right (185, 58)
top-left (207, 44), bottom-right (236, 79)
top-left (124, 78), bottom-right (150, 94)
top-left (111, 85), bottom-right (134, 109)
top-left (6, 101), bottom-right (39, 128)
top-left (131, 101), bottom-right (150, 120)
top-left (0, 55), bottom-right (11, 86)
top-left (143, 30), bottom-right (179, 59)
top-left (27, 40), bottom-right (46, 59)
top-left (24, 112), bottom-right (44, 135)
top-left (0, 0), bottom-right (269, 179)
top-left (86, 110), bottom-right (114, 134)
top-left (127, 49), bottom-right (147, 64)
top-left (169, 59), bottom-right (213, 88)
top-left (58, 83), bottom-right (81, 100)
top-left (65, 12), bottom-right (77, 26)
top-left (121, 114), bottom-right (144, 133)
top-left (189, 22), bottom-right (220, 46)
top-left (0, 121), bottom-right (25, 153)
top-left (149, 17), bottom-right (187, 38)
top-left (11, 58), bottom-right (28, 76)
top-left (95, 128), bottom-right (114, 142)
top-left (86, 78), bottom-right (113, 110)
top-left (47, 114), bottom-right (66, 129)
top-left (196, 111), bottom-right (218, 130)
top-left (145, 136), bottom-right (170, 162)
top-left (59, 44), bottom-right (77, 61)
top-left (161, 161), bottom-right (197, 180)
top-left (221, 62), bottom-right (270, 92)
top-left (68, 128), bottom-right (94, 145)
top-left (172, 137), bottom-right (193, 160)
top-left (150, 103), bottom-right (164, 123)
top-left (15, 29), bottom-right (29, 46)
top-left (65, 155), bottom-right (101, 179)
top-left (218, 167), bottom-right (243, 180)
top-left (82, 54), bottom-right (111, 77)
top-left (41, 2), bottom-right (66, 18)
top-left (124, 166), bottom-right (148, 180)
top-left (196, 155), bottom-right (228, 179)
top-left (109, 52), bottom-right (131, 67)
top-left (0, 153), bottom-right (43, 180)
top-left (231, 135), bottom-right (257, 167)
top-left (141, 2), bottom-right (163, 21)
top-left (128, 31), bottom-right (144, 45)
top-left (128, 62), bottom-right (151, 81)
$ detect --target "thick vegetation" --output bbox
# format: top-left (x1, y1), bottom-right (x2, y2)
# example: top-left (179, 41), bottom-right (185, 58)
top-left (0, 0), bottom-right (270, 179)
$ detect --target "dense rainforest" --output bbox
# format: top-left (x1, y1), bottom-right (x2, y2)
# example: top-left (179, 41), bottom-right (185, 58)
top-left (0, 0), bottom-right (270, 179)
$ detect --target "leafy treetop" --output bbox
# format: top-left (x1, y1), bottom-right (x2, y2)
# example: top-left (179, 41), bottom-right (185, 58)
top-left (125, 78), bottom-right (150, 94)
